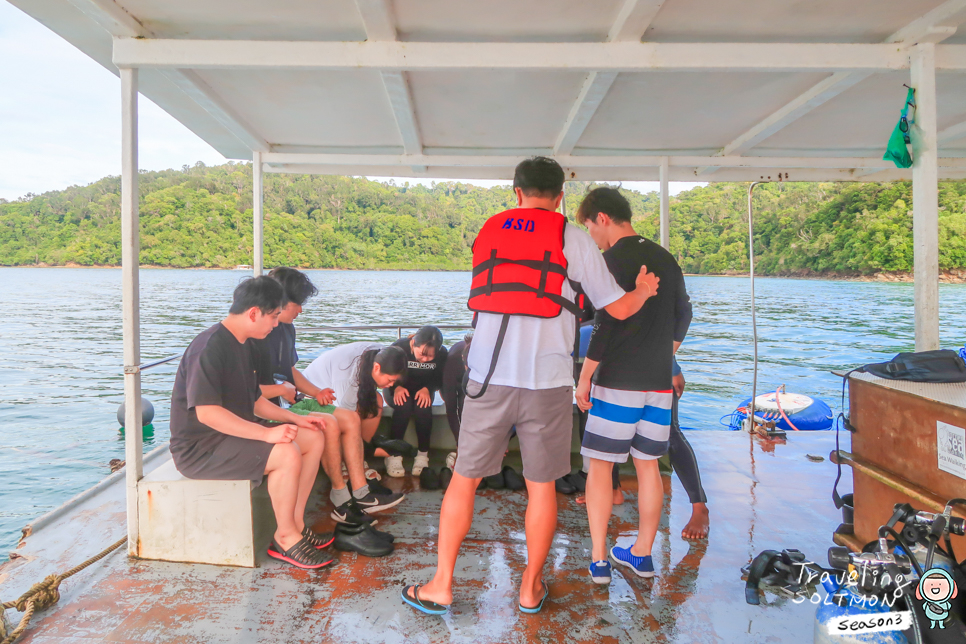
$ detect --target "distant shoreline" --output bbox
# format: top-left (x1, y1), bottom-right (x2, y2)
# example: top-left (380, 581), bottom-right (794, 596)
top-left (5, 263), bottom-right (966, 283)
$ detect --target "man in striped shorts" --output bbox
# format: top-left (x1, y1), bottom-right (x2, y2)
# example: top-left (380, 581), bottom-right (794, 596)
top-left (575, 187), bottom-right (692, 583)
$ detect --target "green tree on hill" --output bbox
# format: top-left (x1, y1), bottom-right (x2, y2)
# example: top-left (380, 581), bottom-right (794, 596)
top-left (2, 162), bottom-right (965, 275)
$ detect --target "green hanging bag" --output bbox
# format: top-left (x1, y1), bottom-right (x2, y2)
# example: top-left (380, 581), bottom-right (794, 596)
top-left (883, 87), bottom-right (916, 169)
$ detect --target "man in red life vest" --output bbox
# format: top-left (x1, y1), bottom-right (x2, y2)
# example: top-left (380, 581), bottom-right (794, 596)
top-left (402, 157), bottom-right (659, 615)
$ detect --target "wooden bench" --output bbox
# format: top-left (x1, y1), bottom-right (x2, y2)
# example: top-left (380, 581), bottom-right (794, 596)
top-left (137, 458), bottom-right (276, 567)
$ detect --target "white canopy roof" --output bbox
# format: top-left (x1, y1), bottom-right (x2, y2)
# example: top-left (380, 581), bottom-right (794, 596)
top-left (12, 0), bottom-right (966, 180)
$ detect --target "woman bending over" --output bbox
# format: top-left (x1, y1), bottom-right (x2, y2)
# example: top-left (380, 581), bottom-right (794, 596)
top-left (384, 326), bottom-right (447, 477)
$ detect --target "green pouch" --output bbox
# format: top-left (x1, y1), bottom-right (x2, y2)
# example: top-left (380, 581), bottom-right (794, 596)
top-left (289, 398), bottom-right (336, 415)
top-left (883, 87), bottom-right (915, 169)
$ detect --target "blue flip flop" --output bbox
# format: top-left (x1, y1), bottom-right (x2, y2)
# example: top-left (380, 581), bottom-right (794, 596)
top-left (401, 584), bottom-right (449, 616)
top-left (519, 581), bottom-right (550, 614)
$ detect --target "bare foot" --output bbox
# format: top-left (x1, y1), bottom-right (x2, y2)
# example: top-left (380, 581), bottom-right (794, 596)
top-left (682, 503), bottom-right (710, 539)
top-left (406, 578), bottom-right (452, 607)
top-left (576, 489), bottom-right (623, 505)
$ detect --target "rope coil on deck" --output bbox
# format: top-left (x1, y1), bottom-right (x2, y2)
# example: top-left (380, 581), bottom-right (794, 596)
top-left (0, 537), bottom-right (126, 644)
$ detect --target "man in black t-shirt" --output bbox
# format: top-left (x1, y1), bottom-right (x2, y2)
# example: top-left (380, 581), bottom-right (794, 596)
top-left (169, 277), bottom-right (332, 569)
top-left (574, 187), bottom-right (692, 585)
top-left (253, 267), bottom-right (405, 519)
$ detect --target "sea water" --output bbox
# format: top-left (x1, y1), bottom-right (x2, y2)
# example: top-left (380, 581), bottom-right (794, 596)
top-left (1, 267), bottom-right (965, 552)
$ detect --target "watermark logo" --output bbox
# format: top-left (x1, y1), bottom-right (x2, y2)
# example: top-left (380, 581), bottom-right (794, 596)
top-left (827, 611), bottom-right (913, 635)
top-left (937, 421), bottom-right (966, 481)
top-left (917, 568), bottom-right (959, 629)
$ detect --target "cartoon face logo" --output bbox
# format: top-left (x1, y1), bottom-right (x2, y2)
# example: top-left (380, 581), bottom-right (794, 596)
top-left (916, 568), bottom-right (959, 629)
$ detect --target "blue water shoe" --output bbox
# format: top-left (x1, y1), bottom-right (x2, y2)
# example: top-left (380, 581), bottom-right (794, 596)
top-left (589, 560), bottom-right (612, 584)
top-left (610, 546), bottom-right (655, 578)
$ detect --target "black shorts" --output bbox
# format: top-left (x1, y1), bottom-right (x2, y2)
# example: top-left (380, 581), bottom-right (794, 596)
top-left (173, 435), bottom-right (274, 484)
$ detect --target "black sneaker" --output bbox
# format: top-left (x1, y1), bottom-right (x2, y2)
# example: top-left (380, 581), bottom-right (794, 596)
top-left (502, 466), bottom-right (525, 491)
top-left (330, 498), bottom-right (377, 525)
top-left (367, 478), bottom-right (394, 496)
top-left (439, 467), bottom-right (453, 490)
top-left (354, 490), bottom-right (405, 514)
top-left (333, 523), bottom-right (394, 557)
top-left (420, 467), bottom-right (440, 490)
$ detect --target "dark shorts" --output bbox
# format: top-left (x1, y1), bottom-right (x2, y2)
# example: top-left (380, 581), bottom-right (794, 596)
top-left (173, 435), bottom-right (274, 484)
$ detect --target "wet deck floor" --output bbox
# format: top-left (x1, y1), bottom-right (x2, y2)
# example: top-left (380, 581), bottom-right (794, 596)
top-left (1, 431), bottom-right (849, 643)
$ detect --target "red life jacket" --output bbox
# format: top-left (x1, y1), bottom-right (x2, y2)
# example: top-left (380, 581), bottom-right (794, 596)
top-left (468, 208), bottom-right (580, 319)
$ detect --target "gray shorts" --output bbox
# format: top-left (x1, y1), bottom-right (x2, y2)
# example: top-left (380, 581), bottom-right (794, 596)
top-left (455, 380), bottom-right (573, 484)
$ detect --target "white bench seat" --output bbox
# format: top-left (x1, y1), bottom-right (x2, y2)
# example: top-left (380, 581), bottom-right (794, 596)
top-left (137, 458), bottom-right (275, 567)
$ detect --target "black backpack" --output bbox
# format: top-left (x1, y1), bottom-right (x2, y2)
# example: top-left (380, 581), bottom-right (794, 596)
top-left (858, 349), bottom-right (966, 383)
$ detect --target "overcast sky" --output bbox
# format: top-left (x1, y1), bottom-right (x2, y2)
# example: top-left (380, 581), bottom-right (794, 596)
top-left (0, 2), bottom-right (704, 202)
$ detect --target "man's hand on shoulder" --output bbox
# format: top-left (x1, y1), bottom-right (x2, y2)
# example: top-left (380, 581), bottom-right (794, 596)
top-left (636, 265), bottom-right (659, 300)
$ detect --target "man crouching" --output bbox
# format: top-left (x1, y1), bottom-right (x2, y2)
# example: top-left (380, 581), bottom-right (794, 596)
top-left (169, 276), bottom-right (334, 569)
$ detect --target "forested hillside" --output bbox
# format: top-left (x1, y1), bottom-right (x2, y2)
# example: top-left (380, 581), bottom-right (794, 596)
top-left (2, 162), bottom-right (965, 276)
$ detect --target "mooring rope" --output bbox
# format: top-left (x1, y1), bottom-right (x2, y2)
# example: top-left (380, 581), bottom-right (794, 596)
top-left (0, 537), bottom-right (126, 644)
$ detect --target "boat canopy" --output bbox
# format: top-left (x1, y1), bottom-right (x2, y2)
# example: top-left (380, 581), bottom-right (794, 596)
top-left (10, 0), bottom-right (966, 555)
top-left (11, 0), bottom-right (966, 182)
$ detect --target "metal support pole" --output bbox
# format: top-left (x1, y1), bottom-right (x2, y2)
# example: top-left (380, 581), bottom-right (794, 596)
top-left (911, 43), bottom-right (940, 351)
top-left (659, 156), bottom-right (670, 249)
top-left (253, 150), bottom-right (264, 277)
top-left (120, 66), bottom-right (143, 557)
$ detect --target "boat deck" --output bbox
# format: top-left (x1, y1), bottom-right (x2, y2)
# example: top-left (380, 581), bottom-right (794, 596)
top-left (1, 431), bottom-right (849, 643)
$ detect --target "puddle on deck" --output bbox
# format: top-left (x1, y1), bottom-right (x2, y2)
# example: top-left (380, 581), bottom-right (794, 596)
top-left (1, 431), bottom-right (847, 643)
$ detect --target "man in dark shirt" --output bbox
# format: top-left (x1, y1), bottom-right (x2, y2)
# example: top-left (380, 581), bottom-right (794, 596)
top-left (253, 267), bottom-right (404, 519)
top-left (169, 276), bottom-right (332, 569)
top-left (574, 187), bottom-right (692, 584)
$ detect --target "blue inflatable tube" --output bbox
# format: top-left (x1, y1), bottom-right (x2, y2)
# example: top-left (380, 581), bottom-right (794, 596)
top-left (733, 394), bottom-right (833, 431)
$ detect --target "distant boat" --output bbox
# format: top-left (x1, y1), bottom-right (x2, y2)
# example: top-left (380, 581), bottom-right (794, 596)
top-left (234, 264), bottom-right (252, 270)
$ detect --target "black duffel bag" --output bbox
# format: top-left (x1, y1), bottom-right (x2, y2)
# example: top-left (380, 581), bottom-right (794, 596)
top-left (858, 349), bottom-right (966, 383)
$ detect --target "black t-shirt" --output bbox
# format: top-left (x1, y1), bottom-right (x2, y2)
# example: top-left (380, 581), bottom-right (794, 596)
top-left (257, 322), bottom-right (298, 384)
top-left (170, 323), bottom-right (265, 468)
top-left (391, 337), bottom-right (448, 393)
top-left (252, 322), bottom-right (297, 405)
top-left (587, 236), bottom-right (692, 391)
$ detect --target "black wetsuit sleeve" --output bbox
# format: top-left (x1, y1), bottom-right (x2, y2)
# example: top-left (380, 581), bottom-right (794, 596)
top-left (673, 266), bottom-right (692, 343)
top-left (586, 310), bottom-right (617, 363)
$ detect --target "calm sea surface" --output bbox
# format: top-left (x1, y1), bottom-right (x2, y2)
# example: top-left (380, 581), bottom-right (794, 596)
top-left (1, 267), bottom-right (965, 552)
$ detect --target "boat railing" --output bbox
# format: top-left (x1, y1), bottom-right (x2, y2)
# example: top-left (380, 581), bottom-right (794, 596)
top-left (133, 324), bottom-right (474, 372)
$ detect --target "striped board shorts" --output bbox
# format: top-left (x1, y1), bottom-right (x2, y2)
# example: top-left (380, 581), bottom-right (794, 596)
top-left (581, 385), bottom-right (673, 463)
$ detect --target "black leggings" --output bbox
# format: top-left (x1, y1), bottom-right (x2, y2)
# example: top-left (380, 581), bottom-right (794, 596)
top-left (385, 387), bottom-right (435, 453)
top-left (667, 394), bottom-right (707, 504)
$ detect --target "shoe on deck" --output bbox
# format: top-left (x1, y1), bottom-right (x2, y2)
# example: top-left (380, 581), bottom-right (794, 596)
top-left (483, 471), bottom-right (505, 490)
top-left (385, 455), bottom-right (405, 478)
top-left (412, 451), bottom-right (430, 476)
top-left (439, 467), bottom-right (453, 490)
top-left (330, 498), bottom-right (377, 525)
top-left (367, 478), bottom-right (393, 496)
top-left (401, 584), bottom-right (449, 616)
top-left (445, 451), bottom-right (458, 470)
top-left (267, 537), bottom-right (335, 569)
top-left (302, 526), bottom-right (335, 549)
top-left (588, 560), bottom-right (612, 584)
top-left (555, 476), bottom-right (577, 494)
top-left (333, 523), bottom-right (394, 557)
top-left (354, 490), bottom-right (405, 514)
top-left (502, 465), bottom-right (525, 491)
top-left (419, 467), bottom-right (440, 490)
top-left (610, 546), bottom-right (655, 578)
top-left (519, 581), bottom-right (549, 614)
